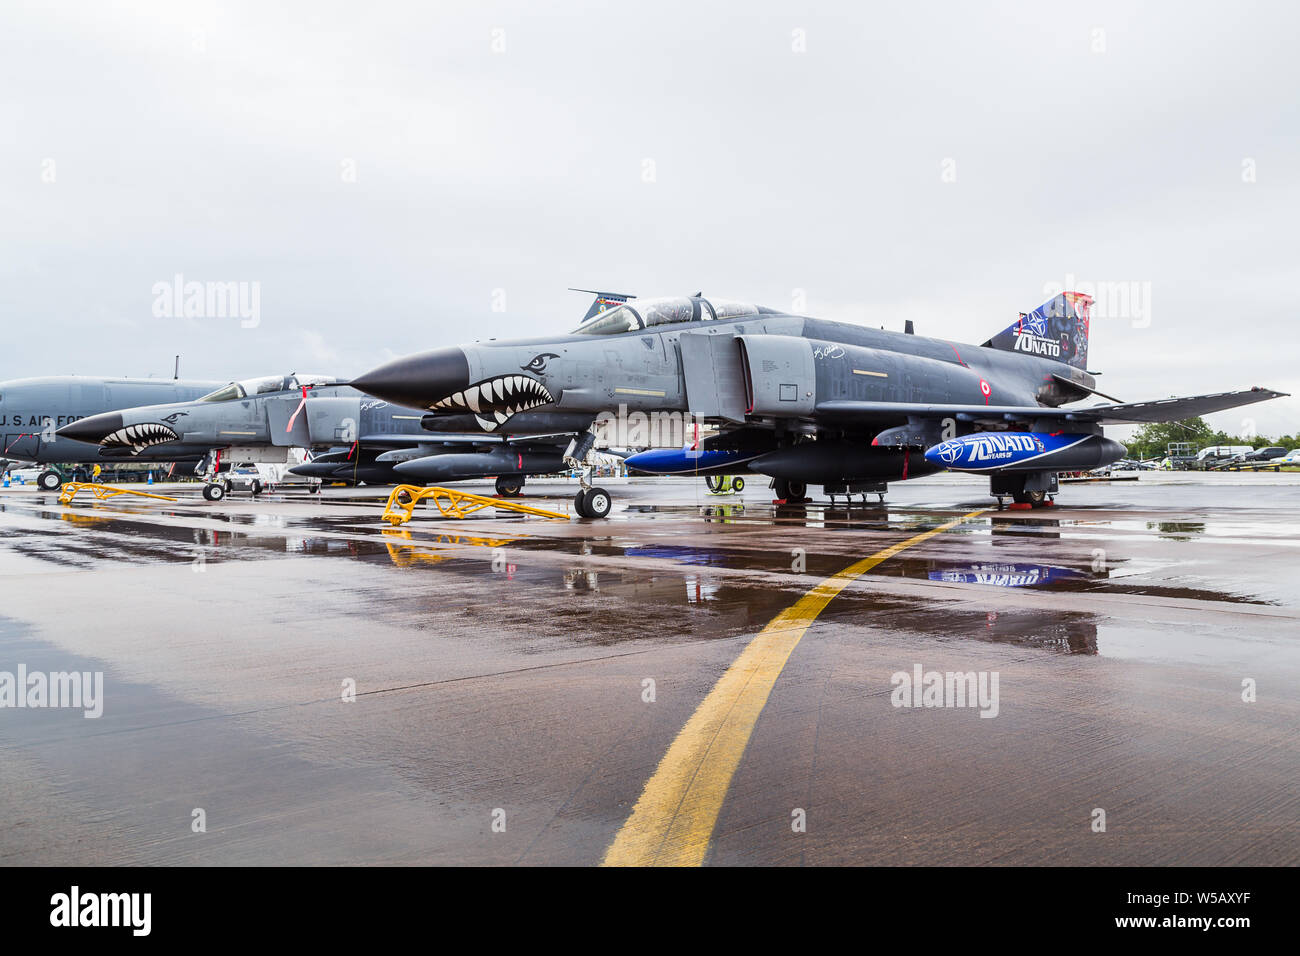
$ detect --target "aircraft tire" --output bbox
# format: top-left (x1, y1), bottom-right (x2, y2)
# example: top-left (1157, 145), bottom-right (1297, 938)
top-left (574, 489), bottom-right (591, 517)
top-left (585, 487), bottom-right (612, 518)
top-left (1012, 489), bottom-right (1046, 506)
top-left (787, 481), bottom-right (806, 500)
top-left (496, 476), bottom-right (524, 497)
top-left (203, 482), bottom-right (226, 502)
top-left (37, 469), bottom-right (62, 491)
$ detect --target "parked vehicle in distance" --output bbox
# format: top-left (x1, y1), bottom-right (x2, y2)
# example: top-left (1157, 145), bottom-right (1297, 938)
top-left (223, 463), bottom-right (268, 496)
top-left (1195, 445), bottom-right (1253, 469)
top-left (1244, 446), bottom-right (1288, 462)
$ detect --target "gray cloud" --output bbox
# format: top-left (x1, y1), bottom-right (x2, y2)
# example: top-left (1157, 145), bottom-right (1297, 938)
top-left (2, 0), bottom-right (1296, 437)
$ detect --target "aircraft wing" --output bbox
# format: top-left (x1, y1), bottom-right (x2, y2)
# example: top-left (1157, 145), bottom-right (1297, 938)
top-left (357, 433), bottom-right (507, 446)
top-left (358, 432), bottom-right (574, 447)
top-left (815, 387), bottom-right (1287, 426)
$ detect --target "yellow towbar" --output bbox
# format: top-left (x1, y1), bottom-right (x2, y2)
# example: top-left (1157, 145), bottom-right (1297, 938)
top-left (381, 484), bottom-right (568, 525)
top-left (58, 482), bottom-right (179, 506)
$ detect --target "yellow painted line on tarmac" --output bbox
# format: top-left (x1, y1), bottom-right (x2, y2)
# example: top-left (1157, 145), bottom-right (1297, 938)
top-left (600, 508), bottom-right (987, 867)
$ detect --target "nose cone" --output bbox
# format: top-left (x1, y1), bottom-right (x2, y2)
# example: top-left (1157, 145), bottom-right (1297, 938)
top-left (57, 412), bottom-right (123, 444)
top-left (352, 348), bottom-right (470, 409)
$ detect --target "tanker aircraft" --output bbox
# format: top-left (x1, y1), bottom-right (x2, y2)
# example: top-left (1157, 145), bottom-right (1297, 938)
top-left (0, 375), bottom-right (222, 490)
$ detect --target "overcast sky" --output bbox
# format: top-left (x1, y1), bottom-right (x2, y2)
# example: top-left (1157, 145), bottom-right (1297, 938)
top-left (3, 0), bottom-right (1297, 438)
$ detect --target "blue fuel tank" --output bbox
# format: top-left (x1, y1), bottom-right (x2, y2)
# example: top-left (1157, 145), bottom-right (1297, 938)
top-left (923, 432), bottom-right (1125, 473)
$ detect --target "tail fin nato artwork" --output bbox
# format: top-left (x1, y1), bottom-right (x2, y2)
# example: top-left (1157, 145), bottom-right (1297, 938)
top-left (983, 291), bottom-right (1092, 370)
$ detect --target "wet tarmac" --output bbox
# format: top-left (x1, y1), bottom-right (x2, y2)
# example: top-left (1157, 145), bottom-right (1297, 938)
top-left (0, 472), bottom-right (1296, 865)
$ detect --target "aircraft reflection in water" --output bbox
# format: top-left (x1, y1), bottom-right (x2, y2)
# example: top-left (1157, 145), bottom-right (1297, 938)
top-left (929, 563), bottom-right (1083, 587)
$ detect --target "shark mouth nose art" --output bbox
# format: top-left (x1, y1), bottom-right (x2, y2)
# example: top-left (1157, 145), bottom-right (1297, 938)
top-left (101, 423), bottom-right (180, 454)
top-left (431, 375), bottom-right (553, 430)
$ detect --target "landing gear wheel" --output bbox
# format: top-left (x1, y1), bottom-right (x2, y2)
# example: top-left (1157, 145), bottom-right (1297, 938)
top-left (732, 477), bottom-right (745, 492)
top-left (203, 482), bottom-right (226, 501)
top-left (1012, 489), bottom-right (1046, 506)
top-left (584, 486), bottom-right (612, 518)
top-left (495, 476), bottom-right (524, 497)
top-left (37, 469), bottom-right (62, 491)
top-left (787, 480), bottom-right (805, 500)
top-left (574, 489), bottom-right (591, 517)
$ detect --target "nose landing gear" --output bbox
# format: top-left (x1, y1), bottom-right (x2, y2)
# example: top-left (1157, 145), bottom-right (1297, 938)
top-left (564, 429), bottom-right (614, 519)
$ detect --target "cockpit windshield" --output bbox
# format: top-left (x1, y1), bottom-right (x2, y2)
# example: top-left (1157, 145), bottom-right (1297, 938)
top-left (575, 305), bottom-right (645, 335)
top-left (198, 373), bottom-right (339, 402)
top-left (571, 296), bottom-right (769, 335)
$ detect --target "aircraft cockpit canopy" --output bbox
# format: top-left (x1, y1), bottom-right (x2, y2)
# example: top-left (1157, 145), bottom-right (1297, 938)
top-left (198, 373), bottom-right (340, 402)
top-left (570, 296), bottom-right (775, 335)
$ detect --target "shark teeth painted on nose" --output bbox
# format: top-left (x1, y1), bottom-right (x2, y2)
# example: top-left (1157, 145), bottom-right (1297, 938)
top-left (431, 374), bottom-right (554, 429)
top-left (101, 423), bottom-right (180, 454)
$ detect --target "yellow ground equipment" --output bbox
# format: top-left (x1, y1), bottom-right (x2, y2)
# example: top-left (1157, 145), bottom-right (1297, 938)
top-left (381, 484), bottom-right (569, 525)
top-left (381, 528), bottom-right (521, 568)
top-left (57, 482), bottom-right (179, 506)
top-left (705, 475), bottom-right (745, 495)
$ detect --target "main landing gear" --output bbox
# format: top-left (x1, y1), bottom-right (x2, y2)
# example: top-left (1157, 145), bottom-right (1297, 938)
top-left (991, 471), bottom-right (1057, 510)
top-left (495, 475), bottom-right (525, 497)
top-left (202, 482), bottom-right (226, 501)
top-left (37, 469), bottom-right (63, 491)
top-left (771, 478), bottom-right (809, 504)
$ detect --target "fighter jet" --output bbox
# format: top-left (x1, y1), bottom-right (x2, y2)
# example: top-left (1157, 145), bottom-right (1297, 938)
top-left (57, 372), bottom-right (583, 500)
top-left (349, 291), bottom-right (1286, 516)
top-left (56, 293), bottom-right (632, 500)
top-left (0, 375), bottom-right (222, 490)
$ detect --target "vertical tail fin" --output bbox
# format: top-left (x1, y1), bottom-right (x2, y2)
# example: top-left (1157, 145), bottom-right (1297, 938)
top-left (984, 291), bottom-right (1093, 369)
top-left (569, 288), bottom-right (636, 324)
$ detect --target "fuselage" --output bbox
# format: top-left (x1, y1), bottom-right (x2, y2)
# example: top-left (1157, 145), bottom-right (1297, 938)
top-left (352, 308), bottom-right (1094, 434)
top-left (0, 376), bottom-right (221, 465)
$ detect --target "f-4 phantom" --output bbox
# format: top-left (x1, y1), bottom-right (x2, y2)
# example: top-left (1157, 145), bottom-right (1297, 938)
top-left (57, 372), bottom-right (585, 500)
top-left (0, 375), bottom-right (222, 489)
top-left (350, 290), bottom-right (1286, 516)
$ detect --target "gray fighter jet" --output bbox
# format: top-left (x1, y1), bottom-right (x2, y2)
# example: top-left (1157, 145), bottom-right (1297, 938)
top-left (57, 372), bottom-right (581, 500)
top-left (350, 291), bottom-right (1286, 516)
top-left (55, 292), bottom-right (631, 500)
top-left (0, 375), bottom-right (222, 489)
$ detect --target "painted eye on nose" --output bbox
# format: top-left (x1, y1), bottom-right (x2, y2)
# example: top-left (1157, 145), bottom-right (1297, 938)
top-left (521, 352), bottom-right (559, 373)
